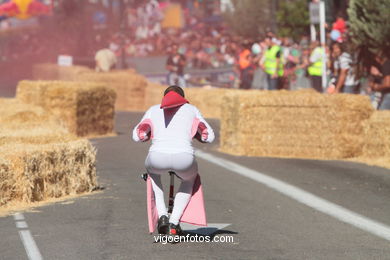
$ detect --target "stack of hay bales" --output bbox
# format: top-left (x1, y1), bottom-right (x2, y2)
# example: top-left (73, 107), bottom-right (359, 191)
top-left (358, 110), bottom-right (390, 168)
top-left (16, 81), bottom-right (116, 137)
top-left (0, 99), bottom-right (97, 207)
top-left (33, 63), bottom-right (92, 81)
top-left (219, 90), bottom-right (374, 159)
top-left (76, 70), bottom-right (147, 111)
top-left (144, 83), bottom-right (232, 119)
top-left (33, 64), bottom-right (152, 111)
top-left (0, 140), bottom-right (96, 206)
top-left (0, 99), bottom-right (72, 145)
top-left (144, 82), bottom-right (166, 109)
top-left (1, 142), bottom-right (96, 205)
top-left (186, 87), bottom-right (234, 119)
top-left (0, 98), bottom-right (55, 127)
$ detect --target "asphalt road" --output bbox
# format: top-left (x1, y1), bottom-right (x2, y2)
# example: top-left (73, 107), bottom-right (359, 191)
top-left (1, 111), bottom-right (390, 260)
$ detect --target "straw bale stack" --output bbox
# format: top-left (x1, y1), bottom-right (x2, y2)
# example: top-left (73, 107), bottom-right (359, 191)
top-left (0, 126), bottom-right (75, 146)
top-left (143, 83), bottom-right (232, 119)
top-left (0, 98), bottom-right (75, 145)
top-left (0, 157), bottom-right (12, 206)
top-left (32, 63), bottom-right (92, 81)
top-left (0, 140), bottom-right (96, 206)
top-left (362, 110), bottom-right (390, 158)
top-left (0, 98), bottom-right (54, 127)
top-left (16, 81), bottom-right (116, 137)
top-left (76, 71), bottom-right (147, 111)
top-left (220, 90), bottom-right (374, 159)
top-left (144, 82), bottom-right (166, 109)
top-left (186, 87), bottom-right (234, 119)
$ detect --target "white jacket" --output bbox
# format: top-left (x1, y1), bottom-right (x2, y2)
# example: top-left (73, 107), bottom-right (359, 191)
top-left (133, 104), bottom-right (215, 154)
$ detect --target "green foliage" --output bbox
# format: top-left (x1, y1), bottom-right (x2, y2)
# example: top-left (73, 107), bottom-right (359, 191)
top-left (347, 0), bottom-right (390, 70)
top-left (222, 0), bottom-right (271, 38)
top-left (276, 0), bottom-right (309, 41)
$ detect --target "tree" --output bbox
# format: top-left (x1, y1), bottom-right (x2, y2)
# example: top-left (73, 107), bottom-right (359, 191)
top-left (276, 0), bottom-right (309, 41)
top-left (222, 0), bottom-right (271, 39)
top-left (347, 0), bottom-right (390, 72)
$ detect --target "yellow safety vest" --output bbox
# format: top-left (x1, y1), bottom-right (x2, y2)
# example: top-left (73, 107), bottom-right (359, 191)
top-left (308, 47), bottom-right (324, 76)
top-left (264, 45), bottom-right (284, 77)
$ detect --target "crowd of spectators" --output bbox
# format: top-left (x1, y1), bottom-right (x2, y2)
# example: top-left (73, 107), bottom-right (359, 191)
top-left (1, 0), bottom-right (388, 110)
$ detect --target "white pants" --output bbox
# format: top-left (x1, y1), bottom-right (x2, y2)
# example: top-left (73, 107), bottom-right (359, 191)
top-left (145, 152), bottom-right (198, 225)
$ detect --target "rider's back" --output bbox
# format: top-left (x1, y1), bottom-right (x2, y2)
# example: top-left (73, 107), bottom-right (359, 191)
top-left (134, 103), bottom-right (214, 154)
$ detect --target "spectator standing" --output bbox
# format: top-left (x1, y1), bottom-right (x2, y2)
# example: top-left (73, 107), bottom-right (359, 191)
top-left (308, 40), bottom-right (324, 93)
top-left (238, 41), bottom-right (254, 89)
top-left (262, 37), bottom-right (283, 90)
top-left (95, 47), bottom-right (117, 72)
top-left (251, 39), bottom-right (266, 90)
top-left (166, 44), bottom-right (187, 87)
top-left (369, 65), bottom-right (384, 109)
top-left (370, 54), bottom-right (390, 110)
top-left (332, 13), bottom-right (347, 42)
top-left (292, 47), bottom-right (311, 90)
top-left (331, 42), bottom-right (359, 94)
top-left (281, 38), bottom-right (294, 90)
top-left (109, 34), bottom-right (124, 69)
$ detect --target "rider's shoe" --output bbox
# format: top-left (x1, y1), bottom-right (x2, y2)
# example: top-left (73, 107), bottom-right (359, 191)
top-left (157, 215), bottom-right (169, 234)
top-left (168, 223), bottom-right (183, 236)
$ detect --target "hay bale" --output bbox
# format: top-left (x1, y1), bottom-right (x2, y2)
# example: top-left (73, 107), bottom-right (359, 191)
top-left (143, 83), bottom-right (232, 118)
top-left (0, 126), bottom-right (75, 146)
top-left (0, 98), bottom-right (54, 127)
top-left (0, 139), bottom-right (96, 207)
top-left (33, 65), bottom-right (151, 111)
top-left (0, 157), bottom-right (12, 207)
top-left (16, 81), bottom-right (116, 137)
top-left (219, 90), bottom-right (374, 159)
top-left (76, 71), bottom-right (147, 111)
top-left (32, 63), bottom-right (92, 81)
top-left (362, 110), bottom-right (390, 158)
top-left (186, 87), bottom-right (234, 119)
top-left (144, 82), bottom-right (166, 109)
top-left (0, 98), bottom-right (74, 145)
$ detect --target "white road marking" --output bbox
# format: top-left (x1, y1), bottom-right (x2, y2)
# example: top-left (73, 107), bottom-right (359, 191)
top-left (181, 223), bottom-right (231, 236)
top-left (14, 213), bottom-right (24, 221)
top-left (16, 221), bottom-right (28, 229)
top-left (13, 213), bottom-right (43, 260)
top-left (195, 150), bottom-right (390, 242)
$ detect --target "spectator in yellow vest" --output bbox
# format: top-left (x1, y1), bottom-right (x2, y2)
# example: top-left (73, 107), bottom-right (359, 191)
top-left (262, 37), bottom-right (283, 90)
top-left (308, 40), bottom-right (324, 92)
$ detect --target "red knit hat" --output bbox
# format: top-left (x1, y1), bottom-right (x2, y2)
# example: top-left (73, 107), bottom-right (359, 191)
top-left (160, 90), bottom-right (189, 109)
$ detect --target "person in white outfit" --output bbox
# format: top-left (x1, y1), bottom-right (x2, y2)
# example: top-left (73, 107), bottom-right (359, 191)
top-left (132, 85), bottom-right (215, 235)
